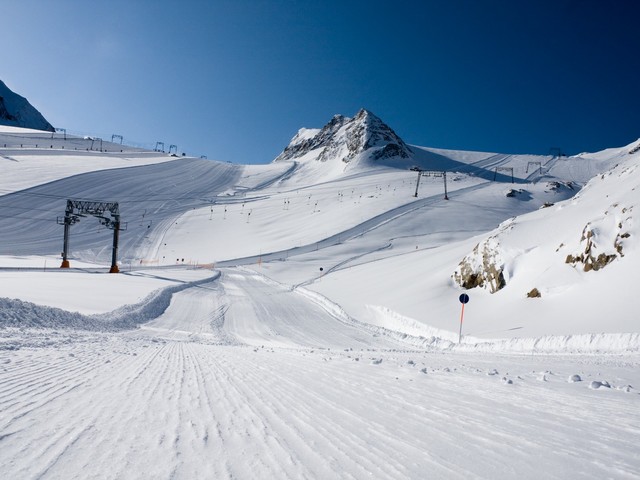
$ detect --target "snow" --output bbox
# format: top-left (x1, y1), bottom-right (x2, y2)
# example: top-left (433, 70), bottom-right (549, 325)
top-left (291, 127), bottom-right (322, 143)
top-left (0, 268), bottom-right (214, 314)
top-left (1, 335), bottom-right (638, 479)
top-left (0, 125), bottom-right (48, 134)
top-left (0, 150), bottom-right (180, 194)
top-left (1, 122), bottom-right (640, 478)
top-left (0, 82), bottom-right (53, 131)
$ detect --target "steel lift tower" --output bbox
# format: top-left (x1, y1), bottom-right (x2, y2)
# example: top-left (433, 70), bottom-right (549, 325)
top-left (58, 199), bottom-right (126, 273)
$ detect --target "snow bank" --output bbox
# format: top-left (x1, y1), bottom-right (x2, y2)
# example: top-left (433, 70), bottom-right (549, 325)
top-left (361, 305), bottom-right (640, 354)
top-left (0, 272), bottom-right (220, 334)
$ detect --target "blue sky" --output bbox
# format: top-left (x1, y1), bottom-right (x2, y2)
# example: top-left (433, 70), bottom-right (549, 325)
top-left (2, 0), bottom-right (639, 163)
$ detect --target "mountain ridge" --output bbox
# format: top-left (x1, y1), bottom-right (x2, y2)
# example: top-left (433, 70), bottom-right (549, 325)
top-left (0, 79), bottom-right (54, 132)
top-left (274, 108), bottom-right (412, 165)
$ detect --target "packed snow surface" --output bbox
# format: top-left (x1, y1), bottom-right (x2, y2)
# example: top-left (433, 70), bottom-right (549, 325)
top-left (1, 123), bottom-right (639, 478)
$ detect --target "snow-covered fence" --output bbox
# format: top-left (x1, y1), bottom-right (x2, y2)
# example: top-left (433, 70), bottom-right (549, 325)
top-left (0, 131), bottom-right (147, 153)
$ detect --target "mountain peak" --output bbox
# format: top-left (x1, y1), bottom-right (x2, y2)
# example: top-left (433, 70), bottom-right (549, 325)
top-left (274, 109), bottom-right (411, 164)
top-left (0, 80), bottom-right (54, 132)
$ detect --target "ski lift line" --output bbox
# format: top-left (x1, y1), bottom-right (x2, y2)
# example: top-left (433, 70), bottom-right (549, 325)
top-left (0, 202), bottom-right (72, 215)
top-left (1, 184), bottom-right (268, 202)
top-left (176, 192), bottom-right (413, 220)
top-left (2, 183), bottom-right (409, 208)
top-left (8, 189), bottom-right (198, 202)
top-left (0, 213), bottom-right (64, 224)
top-left (2, 189), bottom-right (240, 204)
top-left (0, 204), bottom-right (193, 224)
top-left (0, 203), bottom-right (76, 215)
top-left (0, 212), bottom-right (59, 223)
top-left (216, 189), bottom-right (460, 269)
top-left (0, 190), bottom-right (122, 203)
top-left (46, 128), bottom-right (165, 149)
top-left (2, 185), bottom-right (411, 217)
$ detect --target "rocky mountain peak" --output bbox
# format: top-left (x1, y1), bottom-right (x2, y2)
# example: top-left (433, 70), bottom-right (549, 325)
top-left (0, 80), bottom-right (54, 132)
top-left (274, 108), bottom-right (411, 163)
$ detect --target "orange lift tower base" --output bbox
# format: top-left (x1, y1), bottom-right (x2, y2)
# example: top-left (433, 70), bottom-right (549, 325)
top-left (58, 199), bottom-right (126, 273)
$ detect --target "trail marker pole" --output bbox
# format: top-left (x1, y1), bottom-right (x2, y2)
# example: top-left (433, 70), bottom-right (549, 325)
top-left (458, 293), bottom-right (469, 343)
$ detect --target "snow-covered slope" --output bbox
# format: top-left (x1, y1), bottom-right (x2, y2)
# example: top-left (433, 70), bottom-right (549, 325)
top-left (0, 80), bottom-right (54, 131)
top-left (1, 109), bottom-right (639, 479)
top-left (273, 109), bottom-right (414, 185)
top-left (0, 110), bottom-right (634, 342)
top-left (454, 151), bottom-right (640, 294)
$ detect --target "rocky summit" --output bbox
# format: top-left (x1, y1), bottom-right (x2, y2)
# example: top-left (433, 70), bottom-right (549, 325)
top-left (274, 108), bottom-right (412, 164)
top-left (0, 79), bottom-right (54, 131)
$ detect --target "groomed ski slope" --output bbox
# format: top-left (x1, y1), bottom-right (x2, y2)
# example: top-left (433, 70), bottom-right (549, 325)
top-left (1, 127), bottom-right (640, 479)
top-left (1, 267), bottom-right (639, 479)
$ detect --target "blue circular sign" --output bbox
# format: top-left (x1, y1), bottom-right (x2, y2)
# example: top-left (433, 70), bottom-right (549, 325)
top-left (459, 293), bottom-right (470, 304)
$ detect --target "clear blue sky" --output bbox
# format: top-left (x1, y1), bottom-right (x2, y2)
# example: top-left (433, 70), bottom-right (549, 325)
top-left (2, 0), bottom-right (639, 163)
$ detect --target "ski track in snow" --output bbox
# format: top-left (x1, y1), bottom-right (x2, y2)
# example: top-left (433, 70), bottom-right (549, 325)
top-left (1, 336), bottom-right (638, 479)
top-left (1, 267), bottom-right (639, 479)
top-left (2, 131), bottom-right (640, 478)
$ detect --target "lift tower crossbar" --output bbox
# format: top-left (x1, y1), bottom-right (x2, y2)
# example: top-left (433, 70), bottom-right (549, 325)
top-left (413, 170), bottom-right (449, 200)
top-left (526, 161), bottom-right (542, 174)
top-left (493, 167), bottom-right (514, 183)
top-left (57, 199), bottom-right (127, 273)
top-left (549, 147), bottom-right (563, 158)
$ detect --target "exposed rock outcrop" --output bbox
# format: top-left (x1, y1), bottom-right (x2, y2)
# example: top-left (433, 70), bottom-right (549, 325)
top-left (527, 288), bottom-right (541, 298)
top-left (565, 209), bottom-right (632, 272)
top-left (274, 108), bottom-right (411, 164)
top-left (453, 241), bottom-right (507, 293)
top-left (452, 220), bottom-right (515, 293)
top-left (0, 80), bottom-right (54, 131)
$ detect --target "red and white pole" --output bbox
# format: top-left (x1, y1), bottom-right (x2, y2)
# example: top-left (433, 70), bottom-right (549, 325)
top-left (458, 293), bottom-right (470, 343)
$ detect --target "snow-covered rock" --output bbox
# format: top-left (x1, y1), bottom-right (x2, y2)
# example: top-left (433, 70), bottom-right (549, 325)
top-left (452, 220), bottom-right (512, 293)
top-left (452, 141), bottom-right (639, 294)
top-left (564, 202), bottom-right (632, 272)
top-left (0, 79), bottom-right (54, 131)
top-left (274, 108), bottom-right (412, 165)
